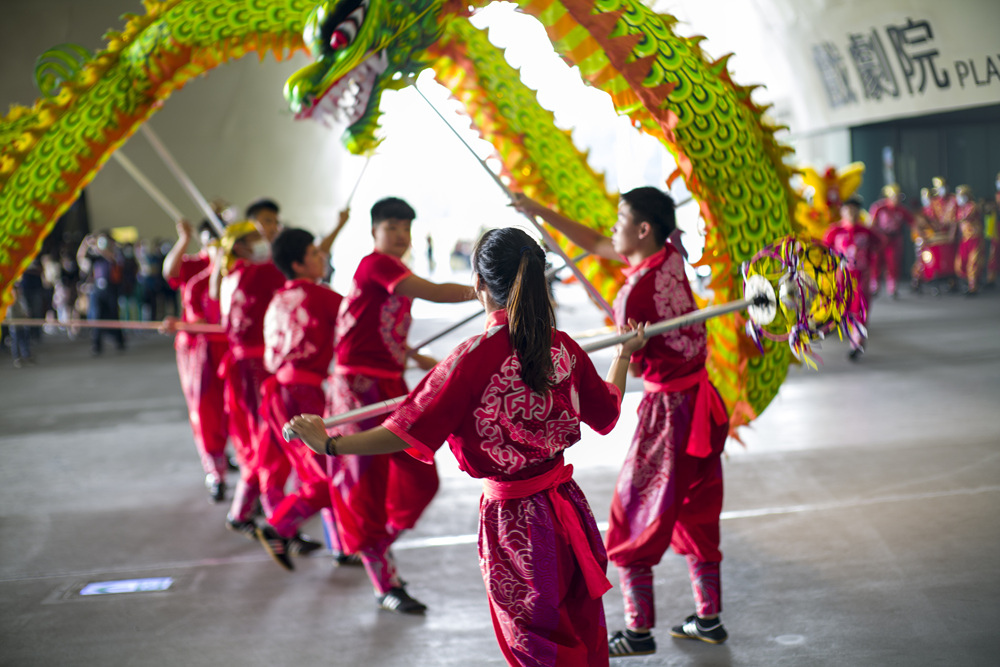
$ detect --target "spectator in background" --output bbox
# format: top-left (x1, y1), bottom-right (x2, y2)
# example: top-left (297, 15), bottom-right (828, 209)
top-left (77, 231), bottom-right (126, 355)
top-left (52, 245), bottom-right (81, 336)
top-left (18, 256), bottom-right (46, 342)
top-left (137, 239), bottom-right (164, 321)
top-left (119, 242), bottom-right (140, 321)
top-left (8, 282), bottom-right (34, 367)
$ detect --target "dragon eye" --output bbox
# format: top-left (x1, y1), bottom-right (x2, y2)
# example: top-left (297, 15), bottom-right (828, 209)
top-left (330, 31), bottom-right (348, 49)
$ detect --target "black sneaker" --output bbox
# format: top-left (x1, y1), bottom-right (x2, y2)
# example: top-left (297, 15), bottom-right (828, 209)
top-left (333, 551), bottom-right (364, 567)
top-left (377, 587), bottom-right (427, 614)
top-left (287, 533), bottom-right (323, 556)
top-left (256, 525), bottom-right (294, 571)
top-left (225, 516), bottom-right (257, 540)
top-left (206, 476), bottom-right (226, 503)
top-left (669, 615), bottom-right (728, 644)
top-left (608, 629), bottom-right (656, 657)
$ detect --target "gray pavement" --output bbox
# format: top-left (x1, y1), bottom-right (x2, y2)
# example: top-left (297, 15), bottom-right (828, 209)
top-left (1, 284), bottom-right (999, 666)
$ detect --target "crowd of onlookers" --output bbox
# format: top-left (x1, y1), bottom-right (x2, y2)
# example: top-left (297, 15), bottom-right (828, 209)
top-left (3, 230), bottom-right (185, 366)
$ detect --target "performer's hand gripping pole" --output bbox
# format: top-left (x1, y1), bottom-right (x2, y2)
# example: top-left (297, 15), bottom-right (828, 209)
top-left (281, 277), bottom-right (777, 442)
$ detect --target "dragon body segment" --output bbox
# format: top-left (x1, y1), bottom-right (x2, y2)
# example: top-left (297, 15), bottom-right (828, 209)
top-left (511, 0), bottom-right (797, 426)
top-left (2, 0), bottom-right (798, 431)
top-left (0, 0), bottom-right (313, 319)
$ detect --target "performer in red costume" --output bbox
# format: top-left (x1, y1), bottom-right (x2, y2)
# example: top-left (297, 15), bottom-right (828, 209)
top-left (162, 219), bottom-right (229, 501)
top-left (824, 198), bottom-right (882, 359)
top-left (868, 184), bottom-right (914, 298)
top-left (985, 174), bottom-right (1000, 287)
top-left (924, 177), bottom-right (958, 239)
top-left (954, 186), bottom-right (985, 296)
top-left (327, 197), bottom-right (475, 612)
top-left (211, 222), bottom-right (291, 539)
top-left (253, 227), bottom-right (349, 568)
top-left (912, 185), bottom-right (957, 294)
top-left (513, 188), bottom-right (730, 657)
top-left (288, 228), bottom-right (647, 666)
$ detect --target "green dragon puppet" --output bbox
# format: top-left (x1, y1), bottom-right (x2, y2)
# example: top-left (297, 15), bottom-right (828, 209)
top-left (0, 0), bottom-right (797, 432)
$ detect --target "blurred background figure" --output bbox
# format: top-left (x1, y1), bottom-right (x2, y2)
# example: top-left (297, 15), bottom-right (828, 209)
top-left (7, 282), bottom-right (34, 368)
top-left (868, 184), bottom-right (913, 299)
top-left (77, 231), bottom-right (126, 355)
top-left (954, 185), bottom-right (985, 296)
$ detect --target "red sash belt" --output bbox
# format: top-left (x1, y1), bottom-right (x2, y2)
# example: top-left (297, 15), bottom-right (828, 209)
top-left (260, 366), bottom-right (326, 421)
top-left (335, 363), bottom-right (403, 380)
top-left (232, 344), bottom-right (265, 361)
top-left (644, 368), bottom-right (728, 458)
top-left (482, 460), bottom-right (611, 600)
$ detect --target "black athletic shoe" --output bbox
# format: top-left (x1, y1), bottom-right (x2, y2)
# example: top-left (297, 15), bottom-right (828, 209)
top-left (848, 346), bottom-right (863, 361)
top-left (608, 629), bottom-right (656, 657)
top-left (669, 615), bottom-right (728, 644)
top-left (377, 587), bottom-right (427, 614)
top-left (225, 516), bottom-right (257, 540)
top-left (256, 525), bottom-right (294, 571)
top-left (206, 476), bottom-right (226, 503)
top-left (287, 533), bottom-right (323, 556)
top-left (333, 551), bottom-right (364, 566)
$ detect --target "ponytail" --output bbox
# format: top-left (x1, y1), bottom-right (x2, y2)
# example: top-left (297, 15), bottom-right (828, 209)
top-left (473, 229), bottom-right (555, 393)
top-left (507, 248), bottom-right (555, 393)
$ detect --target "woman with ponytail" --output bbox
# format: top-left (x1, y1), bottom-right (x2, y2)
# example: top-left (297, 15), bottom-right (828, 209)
top-left (287, 227), bottom-right (646, 666)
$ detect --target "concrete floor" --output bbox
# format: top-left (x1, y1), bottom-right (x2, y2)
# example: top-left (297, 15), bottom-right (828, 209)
top-left (1, 283), bottom-right (998, 666)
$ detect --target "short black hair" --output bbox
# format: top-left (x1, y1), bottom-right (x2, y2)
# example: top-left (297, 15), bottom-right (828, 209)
top-left (844, 196), bottom-right (864, 208)
top-left (620, 187), bottom-right (676, 246)
top-left (198, 220), bottom-right (220, 239)
top-left (271, 227), bottom-right (315, 279)
top-left (245, 198), bottom-right (280, 220)
top-left (370, 197), bottom-right (416, 226)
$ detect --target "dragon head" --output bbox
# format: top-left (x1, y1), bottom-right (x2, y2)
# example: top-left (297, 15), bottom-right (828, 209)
top-left (285, 0), bottom-right (456, 154)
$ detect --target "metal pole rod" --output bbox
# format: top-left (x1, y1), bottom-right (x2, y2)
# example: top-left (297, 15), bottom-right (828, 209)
top-left (110, 151), bottom-right (184, 221)
top-left (413, 85), bottom-right (613, 316)
top-left (409, 309), bottom-right (484, 351)
top-left (408, 251), bottom-right (590, 352)
top-left (579, 299), bottom-right (750, 352)
top-left (298, 296), bottom-right (754, 436)
top-left (344, 154), bottom-right (372, 208)
top-left (139, 124), bottom-right (226, 237)
top-left (2, 318), bottom-right (224, 334)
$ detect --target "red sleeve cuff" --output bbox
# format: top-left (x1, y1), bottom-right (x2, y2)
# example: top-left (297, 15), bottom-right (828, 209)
top-left (592, 381), bottom-right (623, 435)
top-left (385, 270), bottom-right (412, 295)
top-left (384, 420), bottom-right (436, 463)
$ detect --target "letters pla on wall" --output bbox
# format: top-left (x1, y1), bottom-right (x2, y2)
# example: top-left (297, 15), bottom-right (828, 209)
top-left (790, 0), bottom-right (999, 131)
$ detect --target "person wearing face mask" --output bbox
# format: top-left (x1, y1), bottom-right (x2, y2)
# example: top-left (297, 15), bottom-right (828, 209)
top-left (954, 186), bottom-right (985, 295)
top-left (868, 184), bottom-right (914, 299)
top-left (246, 198), bottom-right (283, 244)
top-left (210, 222), bottom-right (292, 541)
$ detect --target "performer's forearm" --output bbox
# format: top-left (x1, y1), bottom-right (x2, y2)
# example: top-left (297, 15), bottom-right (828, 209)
top-left (325, 427), bottom-right (410, 456)
top-left (606, 350), bottom-right (634, 394)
